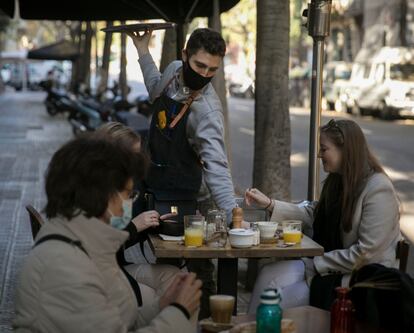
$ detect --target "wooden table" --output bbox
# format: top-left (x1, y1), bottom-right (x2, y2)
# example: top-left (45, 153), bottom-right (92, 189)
top-left (148, 234), bottom-right (323, 313)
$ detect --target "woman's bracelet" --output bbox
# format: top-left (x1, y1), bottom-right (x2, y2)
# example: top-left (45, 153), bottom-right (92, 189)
top-left (265, 197), bottom-right (273, 211)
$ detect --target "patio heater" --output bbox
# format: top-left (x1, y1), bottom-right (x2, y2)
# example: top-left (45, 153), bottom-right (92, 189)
top-left (303, 0), bottom-right (332, 201)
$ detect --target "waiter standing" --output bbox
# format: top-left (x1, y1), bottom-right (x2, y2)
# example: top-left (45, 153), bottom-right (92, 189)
top-left (128, 28), bottom-right (237, 318)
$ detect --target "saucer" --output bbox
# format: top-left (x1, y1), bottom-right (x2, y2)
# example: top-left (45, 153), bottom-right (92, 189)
top-left (199, 318), bottom-right (234, 332)
top-left (260, 237), bottom-right (277, 244)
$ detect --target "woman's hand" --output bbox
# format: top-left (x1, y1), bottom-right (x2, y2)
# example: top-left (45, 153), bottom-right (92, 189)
top-left (131, 210), bottom-right (160, 232)
top-left (245, 188), bottom-right (274, 212)
top-left (159, 272), bottom-right (202, 316)
top-left (159, 272), bottom-right (187, 310)
top-left (131, 211), bottom-right (178, 233)
top-left (126, 29), bottom-right (153, 58)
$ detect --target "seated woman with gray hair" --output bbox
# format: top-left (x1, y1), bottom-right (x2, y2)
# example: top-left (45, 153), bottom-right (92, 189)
top-left (14, 136), bottom-right (201, 332)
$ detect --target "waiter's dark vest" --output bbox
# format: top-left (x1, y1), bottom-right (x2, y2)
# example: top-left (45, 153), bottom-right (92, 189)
top-left (145, 88), bottom-right (202, 197)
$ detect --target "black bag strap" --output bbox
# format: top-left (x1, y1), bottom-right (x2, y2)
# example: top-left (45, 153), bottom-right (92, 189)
top-left (34, 234), bottom-right (143, 307)
top-left (119, 265), bottom-right (143, 307)
top-left (34, 234), bottom-right (89, 256)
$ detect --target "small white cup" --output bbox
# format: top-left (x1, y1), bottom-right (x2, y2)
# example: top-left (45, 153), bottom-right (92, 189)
top-left (256, 222), bottom-right (278, 239)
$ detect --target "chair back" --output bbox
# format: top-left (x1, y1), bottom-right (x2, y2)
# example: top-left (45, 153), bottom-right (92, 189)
top-left (25, 205), bottom-right (45, 239)
top-left (396, 239), bottom-right (410, 273)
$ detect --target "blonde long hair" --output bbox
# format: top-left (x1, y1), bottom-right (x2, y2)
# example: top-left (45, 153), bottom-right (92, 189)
top-left (94, 122), bottom-right (141, 150)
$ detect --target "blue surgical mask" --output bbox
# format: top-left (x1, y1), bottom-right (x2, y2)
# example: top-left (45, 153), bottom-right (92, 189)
top-left (108, 193), bottom-right (132, 230)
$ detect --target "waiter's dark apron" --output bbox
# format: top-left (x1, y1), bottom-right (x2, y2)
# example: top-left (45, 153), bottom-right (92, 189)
top-left (135, 82), bottom-right (202, 235)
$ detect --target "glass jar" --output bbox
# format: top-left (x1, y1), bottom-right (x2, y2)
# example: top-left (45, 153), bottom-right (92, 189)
top-left (205, 209), bottom-right (227, 247)
top-left (251, 222), bottom-right (260, 245)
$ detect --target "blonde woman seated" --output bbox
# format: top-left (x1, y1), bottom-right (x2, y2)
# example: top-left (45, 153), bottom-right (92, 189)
top-left (94, 122), bottom-right (180, 299)
top-left (245, 119), bottom-right (401, 312)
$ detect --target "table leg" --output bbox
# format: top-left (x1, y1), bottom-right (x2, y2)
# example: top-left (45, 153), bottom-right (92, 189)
top-left (217, 258), bottom-right (238, 315)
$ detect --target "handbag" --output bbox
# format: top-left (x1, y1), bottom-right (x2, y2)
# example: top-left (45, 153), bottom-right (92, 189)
top-left (144, 189), bottom-right (198, 236)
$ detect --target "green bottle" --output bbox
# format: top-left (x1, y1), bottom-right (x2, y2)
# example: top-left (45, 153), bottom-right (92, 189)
top-left (256, 288), bottom-right (282, 333)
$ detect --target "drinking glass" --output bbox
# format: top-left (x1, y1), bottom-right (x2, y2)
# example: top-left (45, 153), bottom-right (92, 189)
top-left (205, 209), bottom-right (227, 248)
top-left (282, 220), bottom-right (302, 244)
top-left (184, 215), bottom-right (205, 247)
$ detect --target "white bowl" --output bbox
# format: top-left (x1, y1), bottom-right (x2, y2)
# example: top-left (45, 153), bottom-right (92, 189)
top-left (256, 222), bottom-right (278, 239)
top-left (228, 228), bottom-right (254, 248)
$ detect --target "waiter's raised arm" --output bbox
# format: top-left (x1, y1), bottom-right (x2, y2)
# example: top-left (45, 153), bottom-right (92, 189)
top-left (127, 30), bottom-right (165, 102)
top-left (126, 29), bottom-right (152, 58)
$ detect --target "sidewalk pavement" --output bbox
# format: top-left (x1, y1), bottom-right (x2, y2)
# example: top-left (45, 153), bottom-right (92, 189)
top-left (0, 90), bottom-right (74, 331)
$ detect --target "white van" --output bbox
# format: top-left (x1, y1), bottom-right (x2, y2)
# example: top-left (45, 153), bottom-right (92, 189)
top-left (344, 47), bottom-right (414, 119)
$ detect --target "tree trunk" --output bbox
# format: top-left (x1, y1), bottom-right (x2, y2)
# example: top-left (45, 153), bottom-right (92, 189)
top-left (70, 22), bottom-right (82, 92)
top-left (160, 28), bottom-right (178, 73)
top-left (97, 21), bottom-right (113, 96)
top-left (119, 21), bottom-right (128, 99)
top-left (160, 25), bottom-right (189, 73)
top-left (208, 0), bottom-right (231, 165)
top-left (78, 22), bottom-right (93, 89)
top-left (94, 22), bottom-right (99, 91)
top-left (254, 0), bottom-right (291, 201)
top-left (400, 0), bottom-right (407, 47)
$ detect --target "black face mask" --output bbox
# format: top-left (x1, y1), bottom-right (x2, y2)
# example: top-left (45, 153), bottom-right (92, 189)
top-left (182, 60), bottom-right (212, 91)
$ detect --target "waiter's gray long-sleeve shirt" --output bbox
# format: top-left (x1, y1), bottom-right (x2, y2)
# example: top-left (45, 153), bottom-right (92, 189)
top-left (138, 53), bottom-right (237, 223)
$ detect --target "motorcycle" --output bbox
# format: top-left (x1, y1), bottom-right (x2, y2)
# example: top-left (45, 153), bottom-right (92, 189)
top-left (68, 84), bottom-right (137, 136)
top-left (40, 81), bottom-right (78, 116)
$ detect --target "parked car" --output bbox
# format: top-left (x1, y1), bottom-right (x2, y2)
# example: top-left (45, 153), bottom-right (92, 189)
top-left (344, 47), bottom-right (414, 119)
top-left (323, 61), bottom-right (352, 112)
top-left (225, 64), bottom-right (255, 99)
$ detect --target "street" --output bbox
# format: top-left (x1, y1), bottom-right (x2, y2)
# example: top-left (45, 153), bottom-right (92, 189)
top-left (229, 96), bottom-right (414, 209)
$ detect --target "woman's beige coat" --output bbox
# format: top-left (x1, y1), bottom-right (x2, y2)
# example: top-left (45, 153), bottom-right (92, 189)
top-left (13, 214), bottom-right (194, 333)
top-left (271, 172), bottom-right (401, 285)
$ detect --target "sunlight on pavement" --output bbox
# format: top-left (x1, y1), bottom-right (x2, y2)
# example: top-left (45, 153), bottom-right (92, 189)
top-left (239, 127), bottom-right (254, 136)
top-left (384, 166), bottom-right (414, 183)
top-left (291, 152), bottom-right (307, 167)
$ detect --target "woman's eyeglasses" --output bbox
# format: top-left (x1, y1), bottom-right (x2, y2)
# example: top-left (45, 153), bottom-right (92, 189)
top-left (128, 190), bottom-right (140, 203)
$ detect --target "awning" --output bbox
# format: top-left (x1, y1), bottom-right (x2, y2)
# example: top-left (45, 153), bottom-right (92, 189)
top-left (27, 40), bottom-right (79, 61)
top-left (0, 50), bottom-right (27, 61)
top-left (0, 0), bottom-right (239, 22)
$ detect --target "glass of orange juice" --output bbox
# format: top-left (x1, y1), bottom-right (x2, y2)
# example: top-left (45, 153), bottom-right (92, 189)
top-left (184, 215), bottom-right (205, 247)
top-left (282, 220), bottom-right (302, 244)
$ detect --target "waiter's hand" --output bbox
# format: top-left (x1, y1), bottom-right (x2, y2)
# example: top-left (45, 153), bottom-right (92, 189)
top-left (126, 29), bottom-right (153, 58)
top-left (131, 210), bottom-right (159, 232)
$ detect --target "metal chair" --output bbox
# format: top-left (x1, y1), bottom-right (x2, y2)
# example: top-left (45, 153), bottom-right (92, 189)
top-left (25, 205), bottom-right (45, 239)
top-left (396, 239), bottom-right (410, 273)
